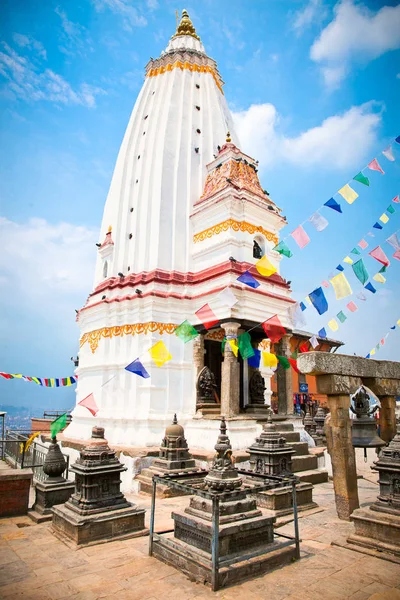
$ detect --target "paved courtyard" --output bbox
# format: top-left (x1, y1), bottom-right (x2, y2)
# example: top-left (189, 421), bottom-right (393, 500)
top-left (1, 462), bottom-right (400, 600)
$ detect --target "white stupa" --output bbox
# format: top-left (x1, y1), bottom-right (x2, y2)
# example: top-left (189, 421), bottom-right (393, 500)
top-left (66, 11), bottom-right (295, 450)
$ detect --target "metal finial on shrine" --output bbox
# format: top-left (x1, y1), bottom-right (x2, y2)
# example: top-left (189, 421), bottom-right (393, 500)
top-left (173, 9), bottom-right (200, 41)
top-left (173, 413), bottom-right (177, 425)
top-left (226, 131), bottom-right (231, 143)
top-left (204, 417), bottom-right (242, 493)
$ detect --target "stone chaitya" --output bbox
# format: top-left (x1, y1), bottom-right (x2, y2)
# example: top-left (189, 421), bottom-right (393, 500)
top-left (52, 426), bottom-right (147, 546)
top-left (137, 415), bottom-right (199, 497)
top-left (348, 421), bottom-right (400, 557)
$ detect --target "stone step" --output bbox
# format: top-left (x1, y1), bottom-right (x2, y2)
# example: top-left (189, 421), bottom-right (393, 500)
top-left (275, 431), bottom-right (301, 443)
top-left (199, 407), bottom-right (221, 415)
top-left (290, 441), bottom-right (310, 456)
top-left (291, 455), bottom-right (318, 473)
top-left (296, 469), bottom-right (329, 485)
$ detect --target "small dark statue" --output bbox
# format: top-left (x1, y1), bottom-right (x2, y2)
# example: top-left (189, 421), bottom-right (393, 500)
top-left (253, 240), bottom-right (263, 259)
top-left (249, 371), bottom-right (266, 405)
top-left (197, 366), bottom-right (217, 403)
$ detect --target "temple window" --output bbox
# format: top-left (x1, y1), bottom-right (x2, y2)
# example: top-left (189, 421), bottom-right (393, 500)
top-left (196, 128), bottom-right (201, 133)
top-left (253, 237), bottom-right (264, 259)
top-left (103, 261), bottom-right (108, 279)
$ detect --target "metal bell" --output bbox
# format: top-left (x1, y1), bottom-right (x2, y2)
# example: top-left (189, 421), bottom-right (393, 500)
top-left (351, 387), bottom-right (386, 459)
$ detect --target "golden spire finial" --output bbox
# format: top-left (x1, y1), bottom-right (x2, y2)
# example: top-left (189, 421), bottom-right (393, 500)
top-left (226, 131), bottom-right (231, 143)
top-left (172, 8), bottom-right (200, 41)
top-left (107, 225), bottom-right (112, 233)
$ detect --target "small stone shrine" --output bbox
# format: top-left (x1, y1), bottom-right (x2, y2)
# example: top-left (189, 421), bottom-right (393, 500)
top-left (245, 371), bottom-right (270, 414)
top-left (348, 421), bottom-right (400, 557)
top-left (29, 437), bottom-right (74, 523)
top-left (52, 426), bottom-right (147, 547)
top-left (137, 415), bottom-right (200, 497)
top-left (246, 414), bottom-right (317, 516)
top-left (313, 406), bottom-right (327, 446)
top-left (153, 417), bottom-right (296, 587)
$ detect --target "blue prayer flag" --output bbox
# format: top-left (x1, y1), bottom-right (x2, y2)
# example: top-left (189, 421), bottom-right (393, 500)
top-left (365, 354), bottom-right (370, 359)
top-left (55, 379), bottom-right (60, 387)
top-left (365, 282), bottom-right (376, 294)
top-left (300, 302), bottom-right (306, 311)
top-left (309, 287), bottom-right (328, 315)
top-left (248, 349), bottom-right (261, 368)
top-left (70, 376), bottom-right (77, 384)
top-left (373, 222), bottom-right (383, 230)
top-left (324, 198), bottom-right (342, 213)
top-left (237, 270), bottom-right (260, 289)
top-left (391, 326), bottom-right (396, 330)
top-left (125, 358), bottom-right (150, 378)
top-left (395, 136), bottom-right (400, 144)
top-left (336, 264), bottom-right (344, 272)
top-left (318, 328), bottom-right (327, 339)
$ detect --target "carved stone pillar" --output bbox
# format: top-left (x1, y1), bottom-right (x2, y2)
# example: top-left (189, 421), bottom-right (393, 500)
top-left (193, 334), bottom-right (205, 379)
top-left (378, 395), bottom-right (397, 443)
top-left (276, 334), bottom-right (293, 415)
top-left (220, 322), bottom-right (240, 418)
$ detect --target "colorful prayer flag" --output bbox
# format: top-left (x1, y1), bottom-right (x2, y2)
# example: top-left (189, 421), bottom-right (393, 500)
top-left (386, 233), bottom-right (400, 251)
top-left (309, 211), bottom-right (328, 232)
top-left (358, 239), bottom-right (368, 250)
top-left (290, 225), bottom-right (310, 249)
top-left (393, 250), bottom-right (400, 261)
top-left (50, 413), bottom-right (68, 439)
top-left (373, 222), bottom-right (383, 230)
top-left (228, 339), bottom-right (239, 357)
top-left (217, 287), bottom-right (238, 308)
top-left (387, 205), bottom-right (395, 214)
top-left (78, 393), bottom-right (99, 416)
top-left (338, 184), bottom-right (358, 205)
top-left (351, 247), bottom-right (361, 255)
top-left (352, 259), bottom-right (369, 285)
top-left (125, 358), bottom-right (150, 378)
top-left (379, 213), bottom-right (389, 224)
top-left (175, 320), bottom-right (199, 343)
top-left (248, 349), bottom-right (261, 368)
top-left (337, 311), bottom-right (347, 323)
top-left (382, 145), bottom-right (395, 162)
top-left (287, 302), bottom-right (306, 328)
top-left (368, 158), bottom-right (384, 174)
top-left (300, 302), bottom-right (306, 311)
top-left (336, 264), bottom-right (344, 272)
top-left (393, 195), bottom-right (400, 203)
top-left (299, 342), bottom-right (309, 353)
top-left (330, 272), bottom-right (352, 300)
top-left (321, 280), bottom-right (329, 288)
top-left (324, 198), bottom-right (342, 213)
top-left (318, 328), bottom-right (327, 338)
top-left (353, 172), bottom-right (369, 186)
top-left (365, 282), bottom-right (376, 294)
top-left (309, 287), bottom-right (328, 315)
top-left (262, 315), bottom-right (286, 344)
top-left (237, 332), bottom-right (255, 360)
top-left (262, 352), bottom-right (278, 368)
top-left (328, 319), bottom-right (339, 332)
top-left (195, 304), bottom-right (219, 329)
top-left (277, 355), bottom-right (290, 369)
top-left (305, 296), bottom-right (312, 305)
top-left (370, 349), bottom-right (376, 356)
top-left (273, 240), bottom-right (293, 258)
top-left (309, 335), bottom-right (318, 349)
top-left (288, 358), bottom-right (300, 373)
top-left (148, 340), bottom-right (172, 367)
top-left (255, 255), bottom-right (277, 277)
top-left (346, 301), bottom-right (358, 312)
top-left (369, 246), bottom-right (390, 267)
top-left (343, 256), bottom-right (353, 265)
top-left (373, 273), bottom-right (386, 283)
top-left (237, 270), bottom-right (260, 289)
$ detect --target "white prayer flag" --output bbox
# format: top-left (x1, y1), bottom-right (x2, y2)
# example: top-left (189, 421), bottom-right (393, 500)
top-left (309, 211), bottom-right (328, 232)
top-left (287, 302), bottom-right (307, 328)
top-left (309, 335), bottom-right (319, 349)
top-left (356, 291), bottom-right (367, 301)
top-left (382, 145), bottom-right (395, 162)
top-left (217, 287), bottom-right (238, 308)
top-left (386, 232), bottom-right (400, 251)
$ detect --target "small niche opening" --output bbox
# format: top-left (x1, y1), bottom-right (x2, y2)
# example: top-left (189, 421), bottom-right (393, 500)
top-left (253, 237), bottom-right (265, 259)
top-left (103, 261), bottom-right (108, 279)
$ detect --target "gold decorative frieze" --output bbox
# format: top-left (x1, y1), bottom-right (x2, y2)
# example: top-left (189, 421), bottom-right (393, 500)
top-left (205, 329), bottom-right (225, 342)
top-left (80, 322), bottom-right (178, 354)
top-left (147, 60), bottom-right (223, 94)
top-left (193, 219), bottom-right (278, 245)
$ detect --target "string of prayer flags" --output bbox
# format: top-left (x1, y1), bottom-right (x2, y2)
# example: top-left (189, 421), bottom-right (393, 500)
top-left (237, 332), bottom-right (255, 360)
top-left (305, 296), bottom-right (312, 305)
top-left (387, 205), bottom-right (395, 214)
top-left (347, 301), bottom-right (358, 312)
top-left (351, 247), bottom-right (361, 255)
top-left (0, 373), bottom-right (77, 386)
top-left (373, 222), bottom-right (383, 230)
top-left (195, 303), bottom-right (219, 329)
top-left (370, 349), bottom-right (376, 356)
top-left (263, 352), bottom-right (278, 368)
top-left (358, 239), bottom-right (368, 250)
top-left (324, 198), bottom-right (342, 213)
top-left (352, 259), bottom-right (369, 285)
top-left (291, 225), bottom-right (310, 249)
top-left (273, 240), bottom-right (293, 258)
top-left (353, 172), bottom-right (370, 186)
top-left (309, 287), bottom-right (328, 315)
top-left (78, 393), bottom-right (99, 416)
top-left (369, 246), bottom-right (390, 266)
top-left (328, 318), bottom-right (339, 332)
top-left (386, 233), bottom-right (400, 251)
top-left (318, 327), bottom-right (327, 338)
top-left (343, 256), bottom-right (353, 265)
top-left (50, 413), bottom-right (68, 439)
top-left (309, 335), bottom-right (319, 349)
top-left (336, 264), bottom-right (344, 271)
top-left (262, 315), bottom-right (286, 343)
top-left (277, 355), bottom-right (290, 369)
top-left (365, 282), bottom-right (376, 294)
top-left (255, 255), bottom-right (277, 277)
top-left (125, 358), bottom-right (150, 378)
top-left (288, 358), bottom-right (300, 373)
top-left (368, 159), bottom-right (384, 174)
top-left (330, 272), bottom-right (352, 300)
top-left (237, 270), bottom-right (260, 289)
top-left (379, 213), bottom-right (389, 224)
top-left (217, 287), bottom-right (238, 308)
top-left (382, 145), bottom-right (395, 161)
top-left (338, 184), bottom-right (358, 205)
top-left (228, 339), bottom-right (239, 357)
top-left (373, 273), bottom-right (386, 284)
top-left (175, 320), bottom-right (199, 343)
top-left (309, 211), bottom-right (328, 232)
top-left (148, 340), bottom-right (172, 367)
top-left (337, 311), bottom-right (347, 323)
top-left (248, 349), bottom-right (261, 368)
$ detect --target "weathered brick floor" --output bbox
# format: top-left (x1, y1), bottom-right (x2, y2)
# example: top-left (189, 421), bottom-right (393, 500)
top-left (1, 466), bottom-right (400, 599)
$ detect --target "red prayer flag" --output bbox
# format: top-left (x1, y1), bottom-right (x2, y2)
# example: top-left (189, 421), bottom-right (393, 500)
top-left (299, 342), bottom-right (309, 353)
top-left (195, 303), bottom-right (219, 330)
top-left (0, 372), bottom-right (13, 379)
top-left (369, 246), bottom-right (390, 267)
top-left (288, 358), bottom-right (300, 373)
top-left (262, 315), bottom-right (286, 344)
top-left (346, 301), bottom-right (358, 313)
top-left (368, 158), bottom-right (384, 175)
top-left (393, 250), bottom-right (400, 261)
top-left (392, 195), bottom-right (400, 204)
top-left (78, 393), bottom-right (99, 416)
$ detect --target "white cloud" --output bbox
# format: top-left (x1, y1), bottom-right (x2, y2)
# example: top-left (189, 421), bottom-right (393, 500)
top-left (91, 0), bottom-right (147, 31)
top-left (55, 6), bottom-right (94, 56)
top-left (0, 42), bottom-right (105, 107)
top-left (12, 33), bottom-right (47, 60)
top-left (311, 1), bottom-right (400, 86)
top-left (146, 0), bottom-right (158, 9)
top-left (293, 0), bottom-right (327, 34)
top-left (232, 101), bottom-right (381, 169)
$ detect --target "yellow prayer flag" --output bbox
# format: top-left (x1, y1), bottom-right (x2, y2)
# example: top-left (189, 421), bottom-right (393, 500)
top-left (305, 296), bottom-right (312, 306)
top-left (49, 378), bottom-right (55, 387)
top-left (328, 318), bottom-right (339, 332)
top-left (338, 184), bottom-right (358, 205)
top-left (25, 432), bottom-right (40, 452)
top-left (370, 349), bottom-right (376, 356)
top-left (228, 339), bottom-right (239, 357)
top-left (343, 256), bottom-right (353, 265)
top-left (379, 213), bottom-right (389, 224)
top-left (329, 272), bottom-right (352, 300)
top-left (255, 255), bottom-right (277, 277)
top-left (148, 340), bottom-right (172, 367)
top-left (262, 352), bottom-right (278, 368)
top-left (397, 319), bottom-right (400, 326)
top-left (373, 273), bottom-right (386, 283)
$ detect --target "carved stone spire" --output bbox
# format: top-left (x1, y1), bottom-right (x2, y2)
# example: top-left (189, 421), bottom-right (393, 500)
top-left (173, 9), bottom-right (200, 41)
top-left (204, 417), bottom-right (242, 492)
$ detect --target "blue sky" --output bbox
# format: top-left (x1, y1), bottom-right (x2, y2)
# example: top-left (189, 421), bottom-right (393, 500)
top-left (0, 0), bottom-right (399, 410)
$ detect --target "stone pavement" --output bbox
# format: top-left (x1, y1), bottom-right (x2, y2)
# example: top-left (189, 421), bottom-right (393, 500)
top-left (1, 473), bottom-right (400, 600)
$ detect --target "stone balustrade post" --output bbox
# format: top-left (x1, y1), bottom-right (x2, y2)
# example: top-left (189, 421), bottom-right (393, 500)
top-left (220, 322), bottom-right (241, 418)
top-left (276, 333), bottom-right (293, 415)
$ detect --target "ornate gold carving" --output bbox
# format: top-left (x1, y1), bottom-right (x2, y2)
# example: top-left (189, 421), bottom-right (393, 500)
top-left (172, 9), bottom-right (200, 41)
top-left (205, 329), bottom-right (226, 342)
top-left (201, 159), bottom-right (267, 200)
top-left (193, 219), bottom-right (278, 245)
top-left (80, 322), bottom-right (178, 354)
top-left (258, 339), bottom-right (270, 351)
top-left (147, 61), bottom-right (223, 94)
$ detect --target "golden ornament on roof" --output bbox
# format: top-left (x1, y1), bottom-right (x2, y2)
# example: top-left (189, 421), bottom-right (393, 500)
top-left (226, 131), bottom-right (231, 143)
top-left (172, 9), bottom-right (200, 41)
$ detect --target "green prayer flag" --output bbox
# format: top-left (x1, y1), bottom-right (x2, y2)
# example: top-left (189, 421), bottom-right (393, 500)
top-left (379, 265), bottom-right (387, 273)
top-left (352, 259), bottom-right (369, 285)
top-left (175, 320), bottom-right (199, 343)
top-left (237, 332), bottom-right (255, 360)
top-left (337, 311), bottom-right (347, 323)
top-left (50, 413), bottom-right (68, 439)
top-left (350, 247), bottom-right (361, 255)
top-left (273, 241), bottom-right (293, 258)
top-left (387, 205), bottom-right (395, 214)
top-left (291, 349), bottom-right (298, 359)
top-left (376, 344), bottom-right (380, 350)
top-left (353, 172), bottom-right (370, 186)
top-left (221, 338), bottom-right (226, 355)
top-left (277, 355), bottom-right (290, 369)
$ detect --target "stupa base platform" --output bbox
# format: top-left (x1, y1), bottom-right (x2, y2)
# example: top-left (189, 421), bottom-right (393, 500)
top-left (250, 482), bottom-right (318, 517)
top-left (52, 503), bottom-right (147, 548)
top-left (347, 507), bottom-right (400, 558)
top-left (152, 532), bottom-right (296, 589)
top-left (137, 468), bottom-right (201, 498)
